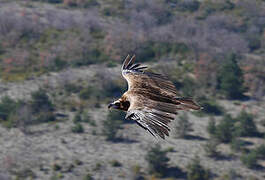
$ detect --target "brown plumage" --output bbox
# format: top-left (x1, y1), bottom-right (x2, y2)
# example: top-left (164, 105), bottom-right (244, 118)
top-left (108, 55), bottom-right (201, 139)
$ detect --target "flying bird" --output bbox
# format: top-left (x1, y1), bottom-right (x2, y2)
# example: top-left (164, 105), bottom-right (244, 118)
top-left (108, 55), bottom-right (201, 139)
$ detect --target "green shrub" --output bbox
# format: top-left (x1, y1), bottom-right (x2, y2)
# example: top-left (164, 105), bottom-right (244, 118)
top-left (73, 48), bottom-right (108, 66)
top-left (230, 138), bottom-right (246, 152)
top-left (83, 173), bottom-right (93, 180)
top-left (181, 77), bottom-right (197, 97)
top-left (73, 113), bottom-right (82, 123)
top-left (219, 169), bottom-right (240, 180)
top-left (200, 1), bottom-right (234, 18)
top-left (79, 86), bottom-right (99, 100)
top-left (145, 144), bottom-right (169, 176)
top-left (204, 139), bottom-right (220, 158)
top-left (71, 123), bottom-right (84, 133)
top-left (82, 111), bottom-right (96, 126)
top-left (110, 160), bottom-right (122, 167)
top-left (217, 54), bottom-right (245, 99)
top-left (52, 163), bottom-right (62, 171)
top-left (177, 0), bottom-right (200, 12)
top-left (35, 111), bottom-right (56, 123)
top-left (102, 111), bottom-right (124, 141)
top-left (215, 114), bottom-right (235, 143)
top-left (198, 97), bottom-right (224, 116)
top-left (247, 35), bottom-right (261, 52)
top-left (240, 151), bottom-right (258, 169)
top-left (64, 83), bottom-right (81, 94)
top-left (206, 117), bottom-right (216, 136)
top-left (83, 0), bottom-right (99, 8)
top-left (186, 156), bottom-right (210, 180)
top-left (102, 80), bottom-right (125, 98)
top-left (0, 96), bottom-right (17, 121)
top-left (254, 144), bottom-right (265, 159)
top-left (30, 89), bottom-right (56, 124)
top-left (136, 45), bottom-right (156, 63)
top-left (31, 89), bottom-right (54, 113)
top-left (175, 112), bottom-right (193, 138)
top-left (234, 111), bottom-right (258, 137)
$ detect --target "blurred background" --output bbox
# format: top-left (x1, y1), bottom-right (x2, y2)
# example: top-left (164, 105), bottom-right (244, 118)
top-left (0, 0), bottom-right (264, 179)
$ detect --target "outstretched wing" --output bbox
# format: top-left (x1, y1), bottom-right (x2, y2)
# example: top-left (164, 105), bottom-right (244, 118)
top-left (125, 93), bottom-right (178, 139)
top-left (121, 55), bottom-right (177, 97)
top-left (121, 55), bottom-right (201, 139)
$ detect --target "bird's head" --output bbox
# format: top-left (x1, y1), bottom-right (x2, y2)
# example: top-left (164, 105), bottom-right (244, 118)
top-left (108, 98), bottom-right (130, 111)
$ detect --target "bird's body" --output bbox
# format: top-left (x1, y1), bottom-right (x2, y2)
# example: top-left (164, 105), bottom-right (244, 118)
top-left (108, 55), bottom-right (201, 139)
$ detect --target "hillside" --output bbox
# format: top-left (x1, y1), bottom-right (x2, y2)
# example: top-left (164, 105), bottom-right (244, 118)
top-left (0, 0), bottom-right (265, 180)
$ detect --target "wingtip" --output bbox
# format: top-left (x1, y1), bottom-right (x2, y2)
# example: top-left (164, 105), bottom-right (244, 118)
top-left (122, 54), bottom-right (131, 70)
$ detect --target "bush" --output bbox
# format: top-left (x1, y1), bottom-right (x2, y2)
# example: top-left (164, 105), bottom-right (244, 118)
top-left (145, 144), bottom-right (170, 176)
top-left (73, 48), bottom-right (108, 67)
top-left (234, 111), bottom-right (258, 137)
top-left (230, 138), bottom-right (246, 152)
top-left (110, 160), bottom-right (122, 167)
top-left (35, 111), bottom-right (56, 123)
top-left (0, 96), bottom-right (17, 121)
top-left (73, 113), bottom-right (82, 123)
top-left (186, 156), bottom-right (210, 180)
top-left (30, 89), bottom-right (56, 124)
top-left (83, 173), bottom-right (93, 180)
top-left (215, 114), bottom-right (235, 143)
top-left (177, 0), bottom-right (200, 12)
top-left (31, 89), bottom-right (54, 113)
top-left (64, 83), bottom-right (81, 94)
top-left (198, 97), bottom-right (224, 116)
top-left (175, 112), bottom-right (193, 138)
top-left (79, 86), bottom-right (96, 100)
top-left (254, 144), bottom-right (265, 159)
top-left (102, 111), bottom-right (124, 141)
top-left (53, 57), bottom-right (68, 71)
top-left (217, 54), bottom-right (245, 99)
top-left (181, 77), bottom-right (197, 97)
top-left (247, 35), bottom-right (261, 52)
top-left (71, 123), bottom-right (84, 133)
top-left (206, 117), bottom-right (216, 136)
top-left (82, 111), bottom-right (96, 126)
top-left (203, 139), bottom-right (220, 158)
top-left (240, 151), bottom-right (258, 169)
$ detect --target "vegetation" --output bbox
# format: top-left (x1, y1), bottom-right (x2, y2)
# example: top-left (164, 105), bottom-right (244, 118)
top-left (234, 111), bottom-right (258, 137)
top-left (214, 114), bottom-right (235, 143)
top-left (145, 144), bottom-right (170, 177)
top-left (206, 117), bottom-right (216, 136)
top-left (240, 151), bottom-right (258, 169)
top-left (0, 96), bottom-right (18, 122)
top-left (217, 54), bottom-right (245, 99)
top-left (102, 111), bottom-right (124, 141)
top-left (198, 97), bottom-right (224, 116)
top-left (175, 112), bottom-right (193, 138)
top-left (71, 123), bottom-right (84, 133)
top-left (203, 139), bottom-right (220, 158)
top-left (31, 89), bottom-right (56, 123)
top-left (186, 156), bottom-right (210, 180)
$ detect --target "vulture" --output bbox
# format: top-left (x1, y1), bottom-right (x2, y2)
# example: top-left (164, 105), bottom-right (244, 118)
top-left (108, 55), bottom-right (201, 139)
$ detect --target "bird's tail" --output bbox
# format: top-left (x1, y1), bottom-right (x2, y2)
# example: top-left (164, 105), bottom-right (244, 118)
top-left (175, 98), bottom-right (202, 111)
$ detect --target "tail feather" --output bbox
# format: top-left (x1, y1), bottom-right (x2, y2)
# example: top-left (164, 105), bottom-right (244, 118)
top-left (175, 98), bottom-right (201, 110)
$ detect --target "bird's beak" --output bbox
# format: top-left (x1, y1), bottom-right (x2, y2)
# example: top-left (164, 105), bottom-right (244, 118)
top-left (108, 103), bottom-right (116, 109)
